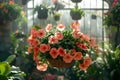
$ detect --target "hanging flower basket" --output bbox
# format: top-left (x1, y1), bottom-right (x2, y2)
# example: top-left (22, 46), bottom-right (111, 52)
top-left (71, 0), bottom-right (82, 3)
top-left (70, 7), bottom-right (84, 20)
top-left (22, 0), bottom-right (31, 5)
top-left (48, 59), bottom-right (73, 68)
top-left (34, 4), bottom-right (48, 19)
top-left (104, 2), bottom-right (120, 27)
top-left (53, 12), bottom-right (61, 21)
top-left (27, 22), bottom-right (99, 71)
top-left (0, 1), bottom-right (22, 25)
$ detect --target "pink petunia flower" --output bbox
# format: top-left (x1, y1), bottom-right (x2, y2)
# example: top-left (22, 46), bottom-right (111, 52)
top-left (45, 24), bottom-right (52, 32)
top-left (57, 24), bottom-right (65, 31)
top-left (50, 48), bottom-right (59, 59)
top-left (55, 32), bottom-right (64, 40)
top-left (37, 61), bottom-right (48, 71)
top-left (83, 57), bottom-right (92, 66)
top-left (48, 35), bottom-right (58, 44)
top-left (72, 31), bottom-right (81, 38)
top-left (71, 21), bottom-right (80, 31)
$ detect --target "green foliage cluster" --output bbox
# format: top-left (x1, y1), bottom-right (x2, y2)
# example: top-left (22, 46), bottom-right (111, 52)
top-left (0, 2), bottom-right (22, 24)
top-left (70, 7), bottom-right (85, 20)
top-left (104, 2), bottom-right (120, 27)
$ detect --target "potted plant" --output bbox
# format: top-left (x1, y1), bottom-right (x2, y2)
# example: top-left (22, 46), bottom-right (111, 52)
top-left (70, 7), bottom-right (85, 20)
top-left (27, 21), bottom-right (99, 71)
top-left (0, 55), bottom-right (26, 80)
top-left (104, 1), bottom-right (120, 48)
top-left (53, 12), bottom-right (61, 21)
top-left (104, 2), bottom-right (120, 27)
top-left (34, 4), bottom-right (48, 20)
top-left (71, 0), bottom-right (82, 3)
top-left (0, 1), bottom-right (22, 25)
top-left (22, 0), bottom-right (31, 5)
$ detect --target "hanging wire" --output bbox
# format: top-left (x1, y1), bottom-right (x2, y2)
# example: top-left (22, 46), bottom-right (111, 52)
top-left (102, 0), bottom-right (105, 51)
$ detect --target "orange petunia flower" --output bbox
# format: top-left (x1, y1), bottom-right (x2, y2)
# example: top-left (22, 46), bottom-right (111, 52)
top-left (28, 46), bottom-right (33, 53)
top-left (34, 47), bottom-right (39, 53)
top-left (81, 34), bottom-right (90, 42)
top-left (73, 52), bottom-right (83, 60)
top-left (39, 44), bottom-right (49, 53)
top-left (50, 48), bottom-right (59, 59)
top-left (77, 43), bottom-right (87, 50)
top-left (9, 1), bottom-right (15, 5)
top-left (31, 28), bottom-right (36, 35)
top-left (83, 57), bottom-right (92, 66)
top-left (79, 63), bottom-right (88, 71)
top-left (63, 53), bottom-right (73, 63)
top-left (33, 52), bottom-right (39, 63)
top-left (27, 35), bottom-right (35, 45)
top-left (57, 47), bottom-right (66, 56)
top-left (70, 49), bottom-right (76, 55)
top-left (36, 29), bottom-right (46, 38)
top-left (90, 38), bottom-right (96, 48)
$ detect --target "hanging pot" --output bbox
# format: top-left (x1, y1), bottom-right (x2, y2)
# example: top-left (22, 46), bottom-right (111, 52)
top-left (71, 0), bottom-right (82, 3)
top-left (22, 0), bottom-right (31, 5)
top-left (70, 10), bottom-right (82, 20)
top-left (37, 7), bottom-right (48, 19)
top-left (53, 14), bottom-right (60, 21)
top-left (48, 59), bottom-right (73, 68)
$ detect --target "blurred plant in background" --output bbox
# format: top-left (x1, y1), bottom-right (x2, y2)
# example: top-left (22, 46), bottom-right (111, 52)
top-left (0, 55), bottom-right (26, 80)
top-left (0, 0), bottom-right (22, 25)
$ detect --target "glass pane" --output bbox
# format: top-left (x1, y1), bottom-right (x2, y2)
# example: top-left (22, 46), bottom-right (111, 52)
top-left (27, 0), bottom-right (33, 8)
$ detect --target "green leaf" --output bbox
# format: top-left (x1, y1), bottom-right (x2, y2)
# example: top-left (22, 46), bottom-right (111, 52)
top-left (115, 45), bottom-right (120, 59)
top-left (0, 75), bottom-right (8, 80)
top-left (5, 55), bottom-right (16, 64)
top-left (0, 62), bottom-right (10, 76)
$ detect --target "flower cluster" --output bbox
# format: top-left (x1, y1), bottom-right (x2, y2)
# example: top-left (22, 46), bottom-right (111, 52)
top-left (104, 1), bottom-right (120, 26)
top-left (27, 21), bottom-right (99, 71)
top-left (0, 1), bottom-right (22, 24)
